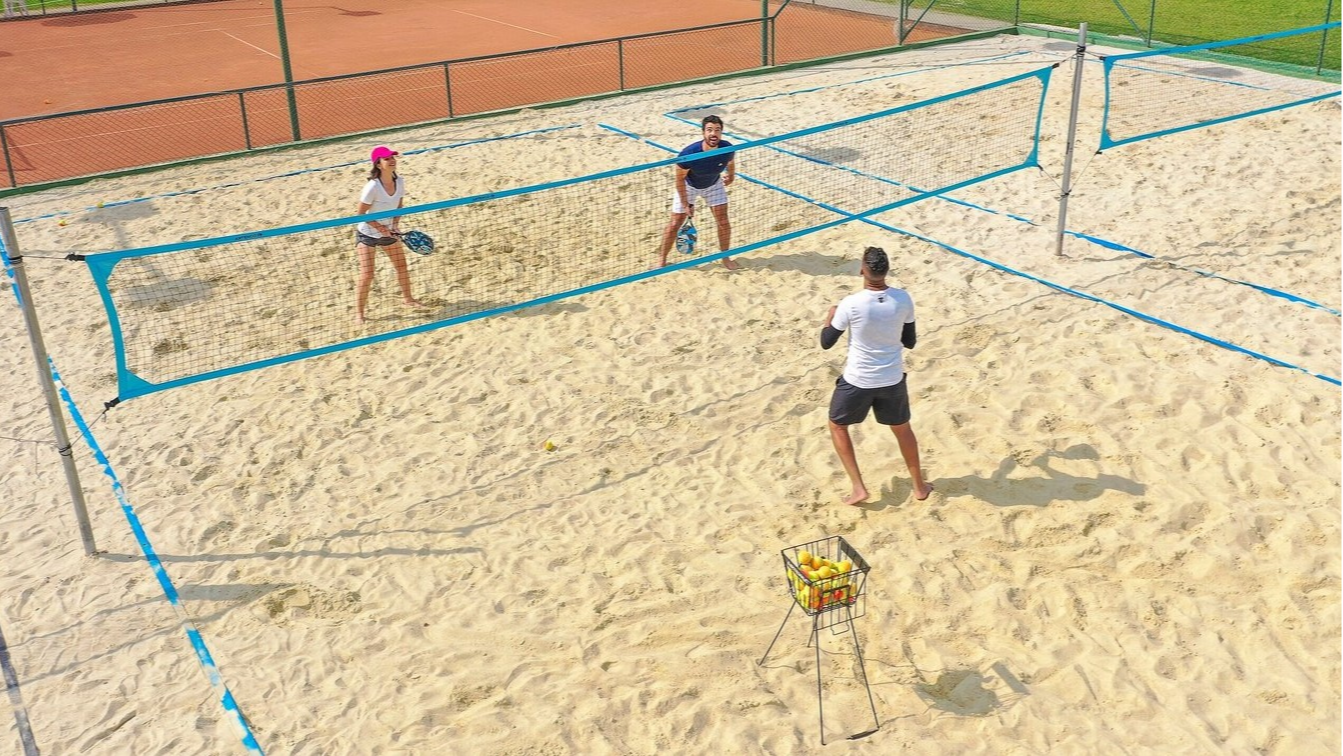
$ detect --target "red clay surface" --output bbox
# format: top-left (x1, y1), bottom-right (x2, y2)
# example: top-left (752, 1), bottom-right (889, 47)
top-left (0, 0), bottom-right (967, 186)
top-left (1, 0), bottom-right (788, 118)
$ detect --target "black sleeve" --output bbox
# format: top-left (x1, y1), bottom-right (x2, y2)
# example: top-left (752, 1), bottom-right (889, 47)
top-left (820, 325), bottom-right (843, 350)
top-left (901, 321), bottom-right (917, 350)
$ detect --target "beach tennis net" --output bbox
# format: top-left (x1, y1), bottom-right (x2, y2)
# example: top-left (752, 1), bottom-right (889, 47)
top-left (1099, 22), bottom-right (1341, 150)
top-left (82, 65), bottom-right (1053, 401)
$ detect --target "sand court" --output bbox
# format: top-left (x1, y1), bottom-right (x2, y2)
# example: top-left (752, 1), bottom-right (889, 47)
top-left (0, 34), bottom-right (1338, 754)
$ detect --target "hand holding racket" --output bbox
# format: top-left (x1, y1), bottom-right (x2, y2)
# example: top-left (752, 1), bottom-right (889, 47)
top-left (675, 203), bottom-right (698, 256)
top-left (395, 230), bottom-right (436, 256)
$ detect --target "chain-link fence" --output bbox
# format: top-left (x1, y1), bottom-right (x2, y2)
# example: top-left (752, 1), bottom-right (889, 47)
top-left (1, 0), bottom-right (1337, 189)
top-left (879, 0), bottom-right (1341, 68)
top-left (0, 7), bottom-right (989, 189)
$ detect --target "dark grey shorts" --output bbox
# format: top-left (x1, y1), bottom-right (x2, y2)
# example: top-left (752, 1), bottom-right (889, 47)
top-left (356, 231), bottom-right (398, 247)
top-left (829, 375), bottom-right (910, 426)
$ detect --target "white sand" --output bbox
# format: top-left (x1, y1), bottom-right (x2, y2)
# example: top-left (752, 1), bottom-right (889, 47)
top-left (1, 35), bottom-right (1339, 754)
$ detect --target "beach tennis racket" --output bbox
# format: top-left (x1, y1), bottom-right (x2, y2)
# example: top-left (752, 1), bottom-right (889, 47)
top-left (396, 230), bottom-right (435, 256)
top-left (674, 214), bottom-right (698, 255)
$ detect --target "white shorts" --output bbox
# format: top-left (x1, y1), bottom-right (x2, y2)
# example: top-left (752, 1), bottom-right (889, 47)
top-left (671, 178), bottom-right (728, 214)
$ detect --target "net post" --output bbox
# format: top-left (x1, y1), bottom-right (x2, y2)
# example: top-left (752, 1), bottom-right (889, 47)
top-left (0, 207), bottom-right (97, 556)
top-left (1054, 22), bottom-right (1087, 257)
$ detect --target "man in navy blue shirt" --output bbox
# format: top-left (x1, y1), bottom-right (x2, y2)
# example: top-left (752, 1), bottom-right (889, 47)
top-left (657, 115), bottom-right (740, 270)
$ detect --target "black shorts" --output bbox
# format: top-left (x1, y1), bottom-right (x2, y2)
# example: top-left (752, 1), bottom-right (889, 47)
top-left (828, 375), bottom-right (910, 426)
top-left (356, 231), bottom-right (399, 247)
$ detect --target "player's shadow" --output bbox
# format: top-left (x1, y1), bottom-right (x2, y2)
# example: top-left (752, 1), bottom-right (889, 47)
top-left (932, 444), bottom-right (1144, 507)
top-left (738, 250), bottom-right (854, 277)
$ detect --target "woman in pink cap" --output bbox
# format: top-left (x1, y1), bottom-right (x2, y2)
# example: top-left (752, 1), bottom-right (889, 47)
top-left (354, 145), bottom-right (426, 324)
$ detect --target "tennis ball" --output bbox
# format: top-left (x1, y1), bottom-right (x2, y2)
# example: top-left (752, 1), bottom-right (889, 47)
top-left (58, 219), bottom-right (68, 227)
top-left (96, 201), bottom-right (105, 209)
top-left (543, 440), bottom-right (557, 452)
top-left (798, 550), bottom-right (812, 567)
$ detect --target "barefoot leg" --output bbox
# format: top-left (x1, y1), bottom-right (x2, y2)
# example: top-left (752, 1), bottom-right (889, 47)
top-left (829, 420), bottom-right (868, 505)
top-left (354, 244), bottom-right (376, 323)
top-left (891, 422), bottom-right (933, 500)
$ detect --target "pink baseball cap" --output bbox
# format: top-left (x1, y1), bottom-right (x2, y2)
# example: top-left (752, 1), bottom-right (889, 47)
top-left (370, 145), bottom-right (399, 164)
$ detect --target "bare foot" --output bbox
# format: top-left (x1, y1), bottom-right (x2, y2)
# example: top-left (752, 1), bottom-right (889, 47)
top-left (722, 257), bottom-right (741, 271)
top-left (657, 256), bottom-right (669, 268)
top-left (913, 482), bottom-right (934, 501)
top-left (354, 314), bottom-right (366, 325)
top-left (843, 486), bottom-right (869, 506)
top-left (403, 298), bottom-right (429, 309)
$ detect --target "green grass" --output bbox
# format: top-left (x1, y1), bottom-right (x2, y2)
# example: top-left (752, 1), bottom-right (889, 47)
top-left (928, 0), bottom-right (1340, 69)
top-left (14, 0), bottom-right (163, 12)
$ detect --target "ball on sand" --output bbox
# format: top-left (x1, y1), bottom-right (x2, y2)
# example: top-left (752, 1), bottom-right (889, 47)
top-left (543, 440), bottom-right (557, 452)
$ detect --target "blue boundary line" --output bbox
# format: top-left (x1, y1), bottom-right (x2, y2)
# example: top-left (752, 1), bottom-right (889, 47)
top-left (0, 244), bottom-right (265, 754)
top-left (624, 120), bottom-right (1339, 386)
top-left (13, 124), bottom-right (585, 226)
top-left (1067, 231), bottom-right (1340, 316)
top-left (1099, 23), bottom-right (1342, 149)
top-left (877, 222), bottom-right (1340, 386)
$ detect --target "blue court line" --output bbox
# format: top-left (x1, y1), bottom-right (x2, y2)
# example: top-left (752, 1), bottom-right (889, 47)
top-left (663, 99), bottom-right (1340, 319)
top-left (660, 111), bottom-right (1042, 224)
top-left (13, 124), bottom-right (584, 226)
top-left (665, 50), bottom-right (1038, 116)
top-left (0, 246), bottom-right (265, 754)
top-left (1068, 231), bottom-right (1341, 316)
top-left (612, 124), bottom-right (1340, 387)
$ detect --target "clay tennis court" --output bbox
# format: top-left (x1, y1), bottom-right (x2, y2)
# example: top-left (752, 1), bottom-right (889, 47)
top-left (0, 0), bottom-right (969, 186)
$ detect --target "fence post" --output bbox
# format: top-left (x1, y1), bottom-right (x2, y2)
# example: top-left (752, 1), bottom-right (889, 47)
top-left (899, 0), bottom-right (908, 45)
top-left (1317, 0), bottom-right (1335, 75)
top-left (1055, 22), bottom-right (1086, 257)
top-left (761, 0), bottom-right (769, 67)
top-left (444, 62), bottom-right (454, 118)
top-left (1014, 0), bottom-right (1020, 27)
top-left (0, 207), bottom-right (97, 556)
top-left (1145, 0), bottom-right (1157, 47)
top-left (0, 125), bottom-right (15, 189)
top-left (272, 0), bottom-right (301, 141)
top-left (238, 92), bottom-right (253, 151)
top-left (618, 39), bottom-right (626, 89)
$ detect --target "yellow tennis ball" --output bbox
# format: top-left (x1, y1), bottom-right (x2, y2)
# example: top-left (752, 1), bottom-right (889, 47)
top-left (58, 219), bottom-right (68, 227)
top-left (96, 201), bottom-right (105, 209)
top-left (543, 440), bottom-right (557, 452)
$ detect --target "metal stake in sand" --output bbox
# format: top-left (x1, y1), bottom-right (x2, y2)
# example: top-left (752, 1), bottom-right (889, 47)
top-left (1054, 22), bottom-right (1088, 257)
top-left (0, 207), bottom-right (97, 555)
top-left (759, 535), bottom-right (879, 745)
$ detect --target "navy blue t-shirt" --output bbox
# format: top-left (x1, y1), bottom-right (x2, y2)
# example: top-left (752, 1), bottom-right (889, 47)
top-left (677, 140), bottom-right (735, 189)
